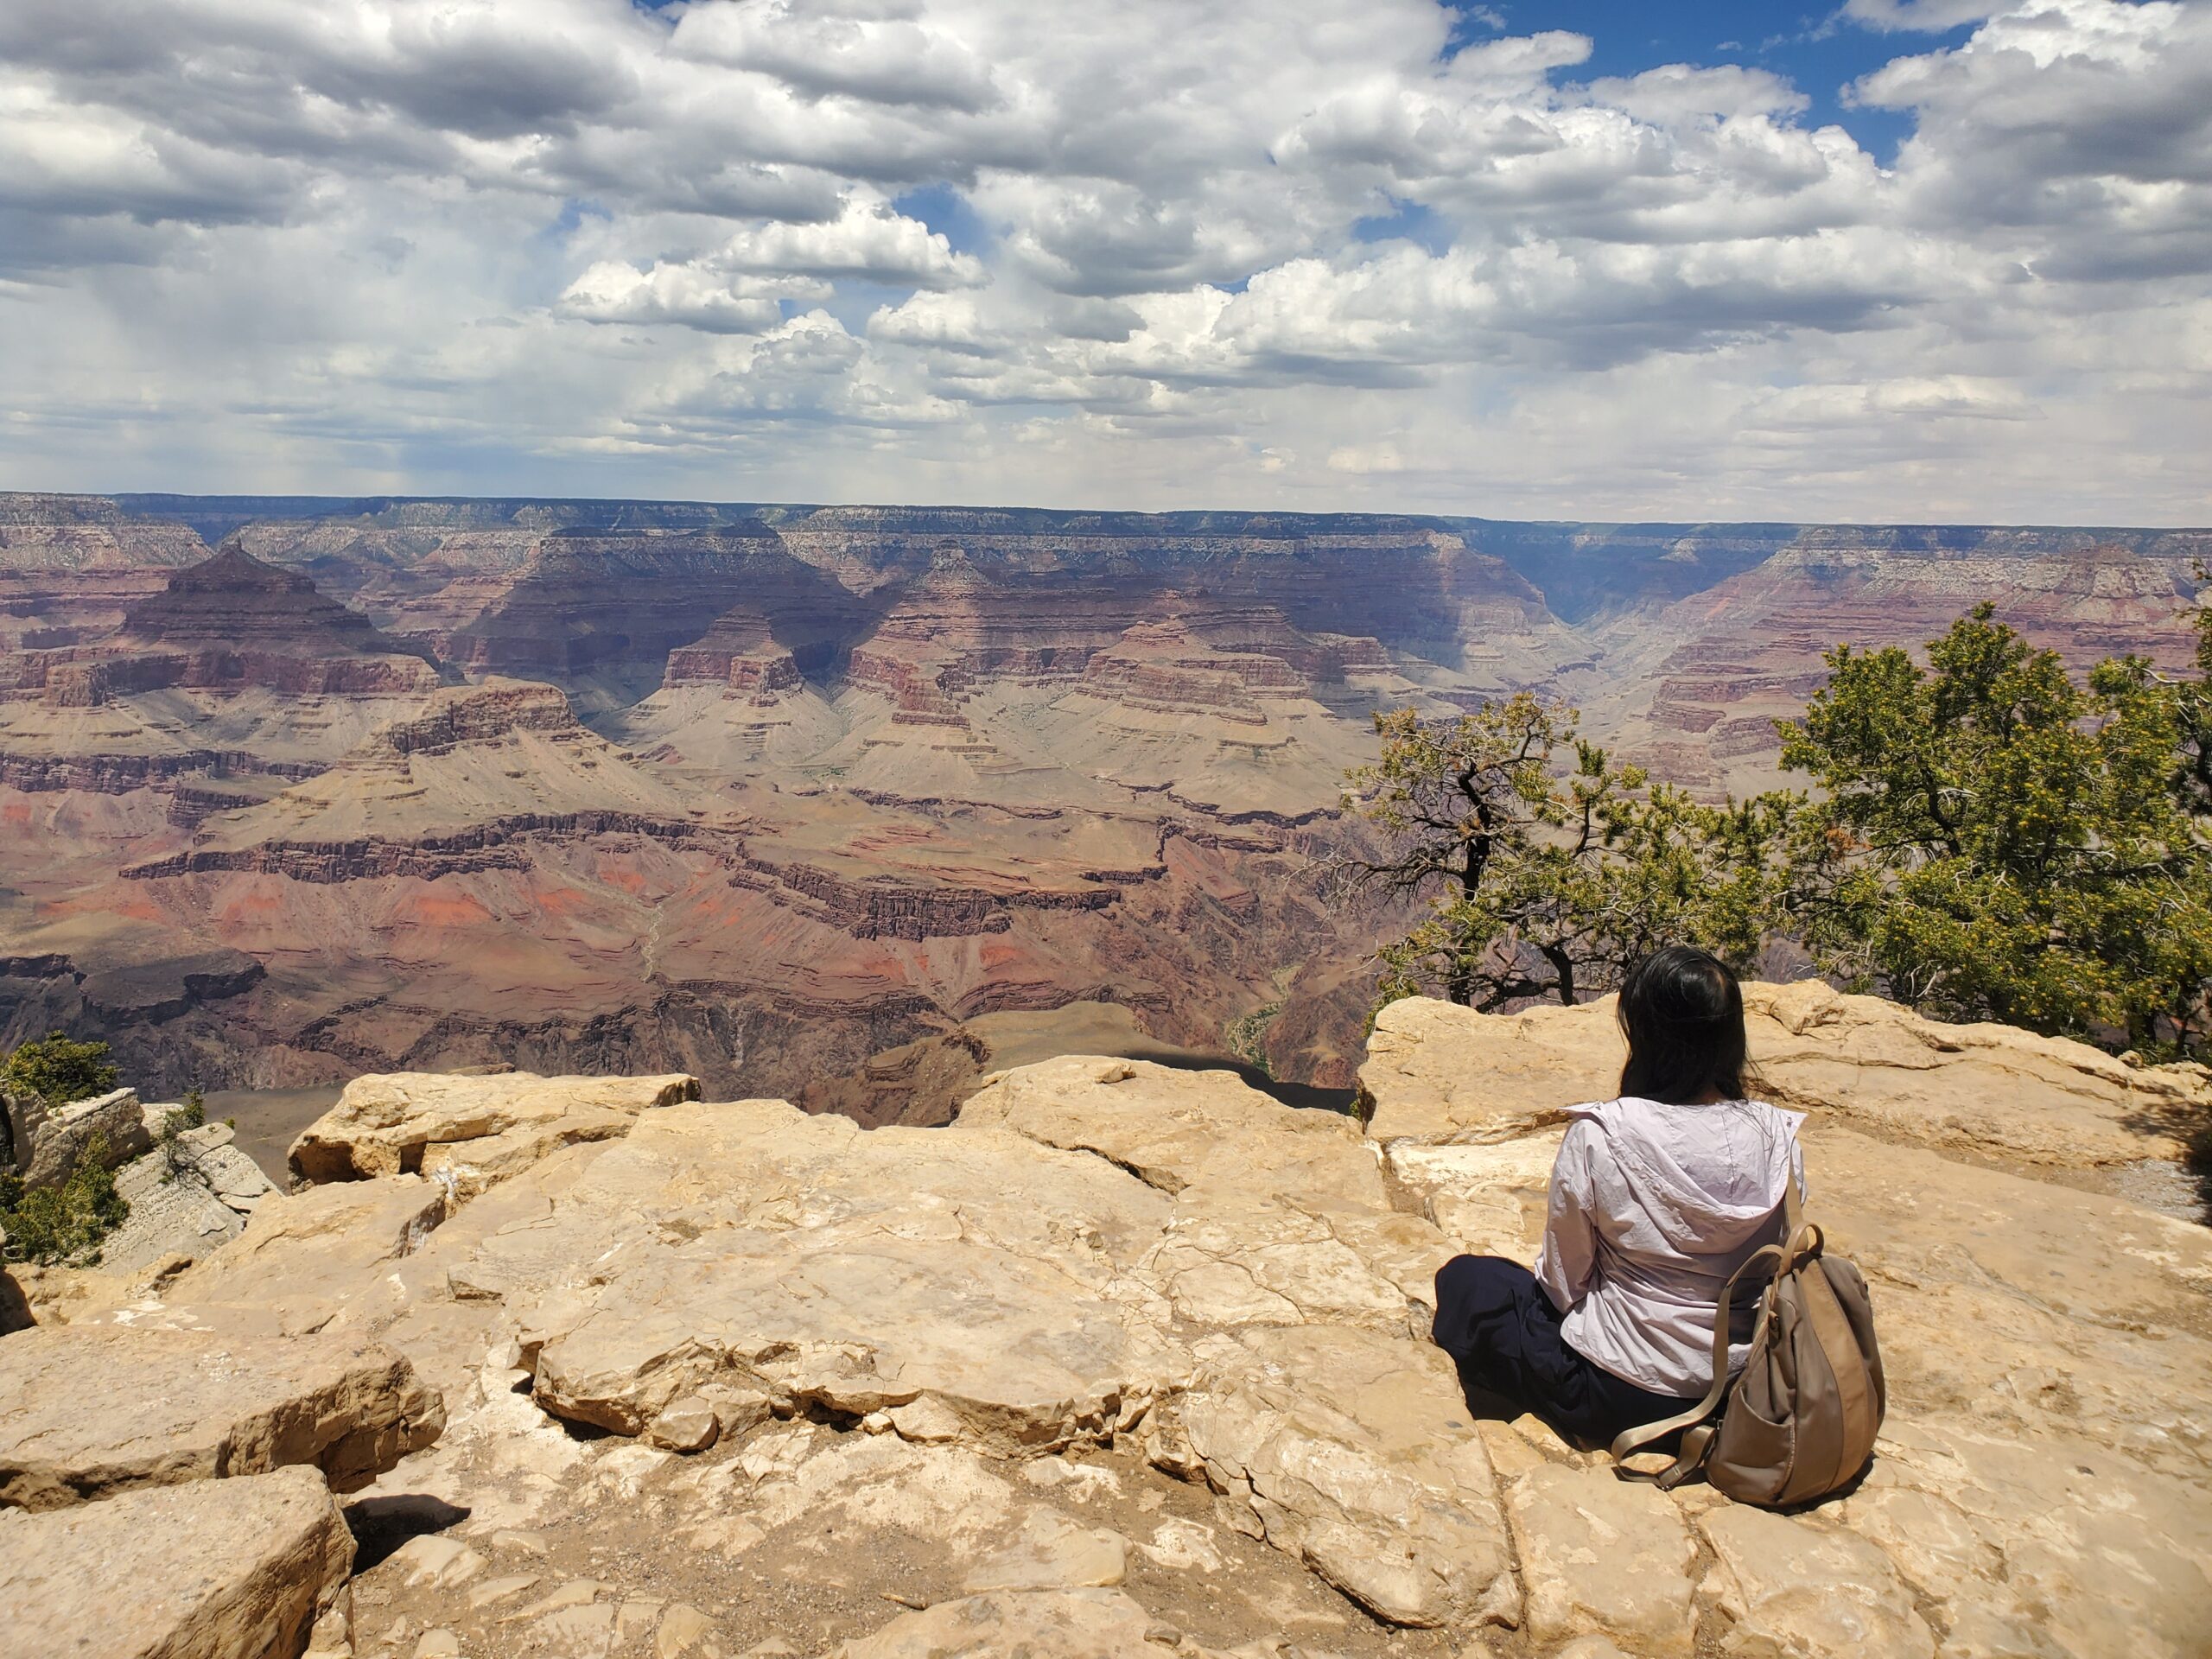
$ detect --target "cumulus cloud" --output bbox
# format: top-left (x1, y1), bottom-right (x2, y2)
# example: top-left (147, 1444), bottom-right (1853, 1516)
top-left (0, 0), bottom-right (2205, 521)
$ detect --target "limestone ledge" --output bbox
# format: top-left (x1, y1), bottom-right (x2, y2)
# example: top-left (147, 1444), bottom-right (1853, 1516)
top-left (2, 1001), bottom-right (2206, 1659)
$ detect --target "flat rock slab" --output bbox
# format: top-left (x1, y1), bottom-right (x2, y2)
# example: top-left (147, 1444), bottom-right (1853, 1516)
top-left (0, 1325), bottom-right (442, 1510)
top-left (531, 1225), bottom-right (1173, 1450)
top-left (1700, 1505), bottom-right (1936, 1659)
top-left (1360, 982), bottom-right (2208, 1167)
top-left (289, 1070), bottom-right (700, 1185)
top-left (1506, 1461), bottom-right (1698, 1658)
top-left (148, 1175), bottom-right (453, 1337)
top-left (830, 1588), bottom-right (1192, 1658)
top-left (0, 1464), bottom-right (353, 1659)
top-left (960, 1054), bottom-right (1384, 1206)
top-left (1160, 1322), bottom-right (1512, 1629)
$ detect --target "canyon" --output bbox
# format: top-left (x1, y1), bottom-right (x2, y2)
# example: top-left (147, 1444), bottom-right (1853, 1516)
top-left (2, 491), bottom-right (2206, 1106)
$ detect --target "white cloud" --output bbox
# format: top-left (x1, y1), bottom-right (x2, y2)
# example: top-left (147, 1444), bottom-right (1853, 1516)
top-left (0, 0), bottom-right (2205, 521)
top-left (1841, 0), bottom-right (2006, 31)
top-left (716, 197), bottom-right (983, 287)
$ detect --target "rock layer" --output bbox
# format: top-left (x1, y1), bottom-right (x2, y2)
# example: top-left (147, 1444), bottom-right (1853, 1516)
top-left (288, 1069), bottom-right (701, 1187)
top-left (0, 1325), bottom-right (442, 1510)
top-left (0, 1465), bottom-right (354, 1659)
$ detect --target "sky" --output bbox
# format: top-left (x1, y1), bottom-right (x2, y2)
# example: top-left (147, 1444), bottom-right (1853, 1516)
top-left (1, 0), bottom-right (2209, 523)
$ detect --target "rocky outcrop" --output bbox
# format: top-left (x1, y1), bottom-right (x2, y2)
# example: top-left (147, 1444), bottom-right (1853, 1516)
top-left (287, 1069), bottom-right (701, 1189)
top-left (4, 1024), bottom-right (2206, 1656)
top-left (92, 1116), bottom-right (278, 1273)
top-left (3, 1086), bottom-right (150, 1188)
top-left (0, 1465), bottom-right (354, 1659)
top-left (1360, 979), bottom-right (2209, 1171)
top-left (0, 493), bottom-right (208, 571)
top-left (0, 1325), bottom-right (442, 1510)
top-left (1368, 999), bottom-right (2212, 1659)
top-left (20, 546), bottom-right (448, 708)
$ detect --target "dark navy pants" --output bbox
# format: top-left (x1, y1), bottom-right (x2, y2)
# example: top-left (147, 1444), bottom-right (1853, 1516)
top-left (1431, 1255), bottom-right (1698, 1448)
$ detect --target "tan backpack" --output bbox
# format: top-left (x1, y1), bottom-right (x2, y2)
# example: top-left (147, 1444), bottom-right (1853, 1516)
top-left (1610, 1180), bottom-right (1885, 1507)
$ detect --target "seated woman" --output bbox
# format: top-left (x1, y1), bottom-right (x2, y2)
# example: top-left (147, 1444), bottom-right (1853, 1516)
top-left (1432, 945), bottom-right (1806, 1447)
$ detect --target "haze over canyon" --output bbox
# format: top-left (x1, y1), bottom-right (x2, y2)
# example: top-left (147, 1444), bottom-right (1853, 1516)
top-left (3, 490), bottom-right (2205, 1112)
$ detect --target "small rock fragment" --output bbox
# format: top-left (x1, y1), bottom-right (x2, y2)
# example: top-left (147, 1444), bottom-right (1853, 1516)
top-left (388, 1533), bottom-right (486, 1592)
top-left (467, 1574), bottom-right (542, 1610)
top-left (657, 1602), bottom-right (718, 1659)
top-left (963, 1509), bottom-right (1129, 1592)
top-left (502, 1580), bottom-right (606, 1622)
top-left (645, 1395), bottom-right (721, 1453)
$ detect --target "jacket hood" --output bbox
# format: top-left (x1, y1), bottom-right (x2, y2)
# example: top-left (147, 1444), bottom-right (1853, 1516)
top-left (1566, 1096), bottom-right (1803, 1254)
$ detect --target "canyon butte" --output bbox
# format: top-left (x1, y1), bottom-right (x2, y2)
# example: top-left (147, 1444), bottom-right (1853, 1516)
top-left (2, 490), bottom-right (2208, 1110)
top-left (3, 986), bottom-right (2208, 1658)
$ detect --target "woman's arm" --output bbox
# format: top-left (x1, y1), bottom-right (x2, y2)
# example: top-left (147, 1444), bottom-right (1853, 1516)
top-left (1533, 1121), bottom-right (1600, 1314)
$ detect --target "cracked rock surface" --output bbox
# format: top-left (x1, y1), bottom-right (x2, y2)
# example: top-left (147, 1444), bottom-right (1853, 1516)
top-left (5, 991), bottom-right (2208, 1658)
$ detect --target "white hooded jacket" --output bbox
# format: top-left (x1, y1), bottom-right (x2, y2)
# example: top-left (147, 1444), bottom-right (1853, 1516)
top-left (1533, 1096), bottom-right (1807, 1399)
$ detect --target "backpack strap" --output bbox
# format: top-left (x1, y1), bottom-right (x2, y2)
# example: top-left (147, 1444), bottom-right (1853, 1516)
top-left (1610, 1174), bottom-right (1821, 1486)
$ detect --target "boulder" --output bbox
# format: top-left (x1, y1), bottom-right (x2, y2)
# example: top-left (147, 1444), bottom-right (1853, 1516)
top-left (0, 1324), bottom-right (442, 1510)
top-left (0, 1464), bottom-right (353, 1659)
top-left (95, 1126), bottom-right (281, 1275)
top-left (5, 1085), bottom-right (152, 1188)
top-left (959, 1054), bottom-right (1382, 1205)
top-left (287, 1069), bottom-right (702, 1188)
top-left (514, 1102), bottom-right (1179, 1449)
top-left (1360, 983), bottom-right (2209, 1168)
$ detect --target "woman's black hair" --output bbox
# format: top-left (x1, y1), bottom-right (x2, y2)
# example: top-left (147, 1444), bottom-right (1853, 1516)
top-left (1618, 946), bottom-right (1752, 1104)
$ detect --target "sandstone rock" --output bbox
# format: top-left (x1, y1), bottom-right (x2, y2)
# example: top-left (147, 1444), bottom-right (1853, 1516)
top-left (830, 1588), bottom-right (1179, 1658)
top-left (289, 1070), bottom-right (701, 1187)
top-left (95, 1128), bottom-right (280, 1274)
top-left (1383, 1135), bottom-right (1561, 1259)
top-left (960, 1055), bottom-right (1382, 1205)
top-left (656, 1604), bottom-right (717, 1659)
top-left (0, 1324), bottom-right (442, 1509)
top-left (0, 1265), bottom-right (29, 1334)
top-left (150, 1174), bottom-right (451, 1335)
top-left (389, 1533), bottom-right (486, 1592)
top-left (1360, 986), bottom-right (2207, 1169)
top-left (1504, 1461), bottom-right (1698, 1658)
top-left (5, 1085), bottom-right (151, 1188)
top-left (0, 1464), bottom-right (353, 1659)
top-left (486, 1100), bottom-right (1177, 1448)
top-left (1157, 1322), bottom-right (1512, 1629)
top-left (1360, 999), bottom-right (1599, 1144)
top-left (644, 1395), bottom-right (721, 1453)
top-left (1700, 1506), bottom-right (1936, 1659)
top-left (961, 1508), bottom-right (1129, 1592)
top-left (66, 1031), bottom-right (2210, 1659)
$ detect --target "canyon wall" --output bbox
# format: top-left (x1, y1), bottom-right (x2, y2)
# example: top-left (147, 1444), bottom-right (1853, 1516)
top-left (0, 491), bottom-right (2202, 1102)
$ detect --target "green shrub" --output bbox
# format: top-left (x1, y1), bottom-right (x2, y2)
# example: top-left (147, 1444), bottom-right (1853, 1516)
top-left (158, 1087), bottom-right (209, 1185)
top-left (1, 1032), bottom-right (120, 1107)
top-left (0, 1131), bottom-right (130, 1265)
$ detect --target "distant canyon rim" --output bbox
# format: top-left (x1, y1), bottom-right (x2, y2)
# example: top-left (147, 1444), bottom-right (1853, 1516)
top-left (2, 490), bottom-right (2205, 1121)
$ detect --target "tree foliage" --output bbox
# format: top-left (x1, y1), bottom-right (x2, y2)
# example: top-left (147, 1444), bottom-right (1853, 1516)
top-left (1346, 602), bottom-right (2212, 1058)
top-left (0, 1131), bottom-right (130, 1266)
top-left (1, 1031), bottom-right (119, 1107)
top-left (1783, 603), bottom-right (2212, 1053)
top-left (1342, 695), bottom-right (1795, 1011)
